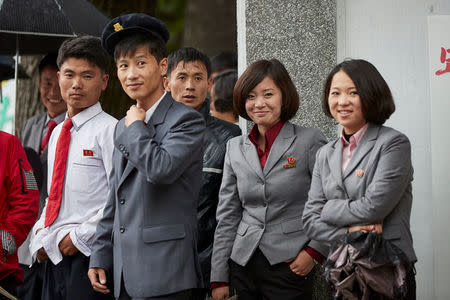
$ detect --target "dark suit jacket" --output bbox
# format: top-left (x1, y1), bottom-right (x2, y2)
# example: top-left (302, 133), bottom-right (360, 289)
top-left (90, 93), bottom-right (205, 298)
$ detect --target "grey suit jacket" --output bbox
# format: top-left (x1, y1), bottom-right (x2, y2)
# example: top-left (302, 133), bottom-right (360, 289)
top-left (90, 93), bottom-right (205, 298)
top-left (302, 124), bottom-right (416, 262)
top-left (210, 122), bottom-right (327, 283)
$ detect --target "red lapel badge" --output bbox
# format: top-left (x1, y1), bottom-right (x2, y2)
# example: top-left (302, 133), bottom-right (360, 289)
top-left (283, 156), bottom-right (296, 169)
top-left (83, 149), bottom-right (94, 157)
top-left (356, 169), bottom-right (364, 177)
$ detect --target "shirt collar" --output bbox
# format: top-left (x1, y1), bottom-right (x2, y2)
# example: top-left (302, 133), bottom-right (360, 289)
top-left (45, 112), bottom-right (65, 126)
top-left (68, 102), bottom-right (103, 131)
top-left (248, 120), bottom-right (285, 150)
top-left (340, 122), bottom-right (369, 147)
top-left (144, 91), bottom-right (166, 123)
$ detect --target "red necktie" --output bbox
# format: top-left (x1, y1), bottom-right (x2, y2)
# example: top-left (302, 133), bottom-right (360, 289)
top-left (45, 118), bottom-right (73, 227)
top-left (40, 120), bottom-right (57, 152)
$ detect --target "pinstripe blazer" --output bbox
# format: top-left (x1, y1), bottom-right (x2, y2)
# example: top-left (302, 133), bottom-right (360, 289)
top-left (302, 124), bottom-right (416, 262)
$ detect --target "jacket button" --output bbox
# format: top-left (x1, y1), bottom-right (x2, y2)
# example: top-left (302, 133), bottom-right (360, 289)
top-left (120, 199), bottom-right (125, 205)
top-left (120, 227), bottom-right (125, 233)
top-left (119, 144), bottom-right (124, 150)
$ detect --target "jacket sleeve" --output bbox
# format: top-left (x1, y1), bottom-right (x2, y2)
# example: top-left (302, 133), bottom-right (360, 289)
top-left (0, 135), bottom-right (39, 251)
top-left (302, 147), bottom-right (348, 244)
top-left (89, 124), bottom-right (119, 272)
top-left (320, 133), bottom-right (412, 226)
top-left (210, 139), bottom-right (243, 283)
top-left (115, 110), bottom-right (205, 185)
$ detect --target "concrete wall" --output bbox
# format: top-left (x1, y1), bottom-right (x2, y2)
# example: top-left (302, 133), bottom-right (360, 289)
top-left (237, 0), bottom-right (337, 138)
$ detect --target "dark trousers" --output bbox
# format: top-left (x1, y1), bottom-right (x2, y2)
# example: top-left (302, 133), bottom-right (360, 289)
top-left (42, 252), bottom-right (113, 300)
top-left (0, 275), bottom-right (16, 300)
top-left (17, 262), bottom-right (45, 300)
top-left (405, 266), bottom-right (416, 300)
top-left (229, 248), bottom-right (315, 300)
top-left (118, 275), bottom-right (192, 300)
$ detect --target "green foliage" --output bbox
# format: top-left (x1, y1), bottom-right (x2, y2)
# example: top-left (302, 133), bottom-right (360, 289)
top-left (156, 0), bottom-right (186, 54)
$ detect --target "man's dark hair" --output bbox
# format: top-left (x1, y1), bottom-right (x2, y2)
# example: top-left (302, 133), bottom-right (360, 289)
top-left (39, 53), bottom-right (58, 75)
top-left (234, 59), bottom-right (299, 121)
top-left (212, 69), bottom-right (238, 115)
top-left (322, 59), bottom-right (395, 125)
top-left (114, 33), bottom-right (166, 63)
top-left (166, 47), bottom-right (211, 78)
top-left (57, 35), bottom-right (109, 73)
top-left (211, 51), bottom-right (237, 75)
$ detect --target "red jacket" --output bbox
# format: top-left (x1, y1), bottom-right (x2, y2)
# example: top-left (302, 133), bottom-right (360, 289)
top-left (0, 131), bottom-right (39, 283)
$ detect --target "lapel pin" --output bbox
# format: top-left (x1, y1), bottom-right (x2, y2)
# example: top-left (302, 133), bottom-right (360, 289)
top-left (83, 149), bottom-right (94, 157)
top-left (356, 169), bottom-right (364, 177)
top-left (283, 156), bottom-right (296, 169)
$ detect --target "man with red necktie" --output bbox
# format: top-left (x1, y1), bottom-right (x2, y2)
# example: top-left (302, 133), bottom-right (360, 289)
top-left (29, 36), bottom-right (117, 300)
top-left (18, 53), bottom-right (67, 300)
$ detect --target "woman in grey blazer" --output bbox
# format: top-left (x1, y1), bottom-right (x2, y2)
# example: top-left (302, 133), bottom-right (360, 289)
top-left (210, 59), bottom-right (327, 300)
top-left (302, 59), bottom-right (416, 299)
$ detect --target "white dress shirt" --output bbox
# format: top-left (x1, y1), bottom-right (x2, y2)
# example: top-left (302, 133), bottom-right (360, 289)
top-left (144, 91), bottom-right (165, 123)
top-left (29, 102), bottom-right (117, 265)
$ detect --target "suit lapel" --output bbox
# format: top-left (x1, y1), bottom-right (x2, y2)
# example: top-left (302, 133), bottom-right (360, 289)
top-left (118, 94), bottom-right (172, 185)
top-left (328, 139), bottom-right (345, 189)
top-left (242, 138), bottom-right (265, 181)
top-left (342, 124), bottom-right (379, 179)
top-left (263, 123), bottom-right (295, 176)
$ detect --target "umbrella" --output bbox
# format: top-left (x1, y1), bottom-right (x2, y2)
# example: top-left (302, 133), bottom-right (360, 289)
top-left (0, 0), bottom-right (110, 131)
top-left (0, 0), bottom-right (110, 55)
top-left (0, 56), bottom-right (29, 81)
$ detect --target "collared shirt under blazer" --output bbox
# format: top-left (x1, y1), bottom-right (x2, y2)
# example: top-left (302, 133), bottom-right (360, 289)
top-left (211, 122), bottom-right (327, 283)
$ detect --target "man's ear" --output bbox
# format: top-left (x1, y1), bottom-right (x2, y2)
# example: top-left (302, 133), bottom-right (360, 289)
top-left (159, 58), bottom-right (168, 76)
top-left (207, 76), bottom-right (213, 93)
top-left (163, 76), bottom-right (170, 91)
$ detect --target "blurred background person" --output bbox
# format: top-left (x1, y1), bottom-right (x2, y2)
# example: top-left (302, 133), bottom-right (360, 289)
top-left (210, 69), bottom-right (239, 125)
top-left (303, 59), bottom-right (416, 299)
top-left (0, 130), bottom-right (39, 299)
top-left (210, 51), bottom-right (237, 79)
top-left (210, 59), bottom-right (327, 300)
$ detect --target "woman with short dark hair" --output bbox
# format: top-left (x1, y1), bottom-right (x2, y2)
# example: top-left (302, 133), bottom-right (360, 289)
top-left (210, 59), bottom-right (327, 300)
top-left (303, 59), bottom-right (416, 299)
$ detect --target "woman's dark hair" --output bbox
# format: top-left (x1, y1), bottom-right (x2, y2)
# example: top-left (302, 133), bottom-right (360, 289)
top-left (322, 59), bottom-right (395, 125)
top-left (233, 59), bottom-right (299, 121)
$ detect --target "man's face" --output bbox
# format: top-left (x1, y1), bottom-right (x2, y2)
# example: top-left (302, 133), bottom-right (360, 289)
top-left (164, 60), bottom-right (212, 111)
top-left (39, 66), bottom-right (66, 118)
top-left (116, 45), bottom-right (167, 105)
top-left (58, 58), bottom-right (109, 118)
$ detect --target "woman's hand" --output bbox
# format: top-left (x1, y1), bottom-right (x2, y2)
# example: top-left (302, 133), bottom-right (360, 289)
top-left (288, 250), bottom-right (315, 276)
top-left (212, 286), bottom-right (230, 299)
top-left (348, 223), bottom-right (383, 234)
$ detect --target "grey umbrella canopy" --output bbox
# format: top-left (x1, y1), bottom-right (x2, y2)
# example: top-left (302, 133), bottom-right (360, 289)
top-left (0, 0), bottom-right (110, 55)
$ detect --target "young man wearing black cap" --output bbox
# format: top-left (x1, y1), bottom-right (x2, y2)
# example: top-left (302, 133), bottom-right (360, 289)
top-left (89, 14), bottom-right (205, 300)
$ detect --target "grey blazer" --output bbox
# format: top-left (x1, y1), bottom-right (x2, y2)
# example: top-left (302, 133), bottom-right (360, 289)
top-left (22, 112), bottom-right (46, 153)
top-left (90, 93), bottom-right (205, 298)
top-left (210, 122), bottom-right (327, 283)
top-left (302, 124), bottom-right (416, 262)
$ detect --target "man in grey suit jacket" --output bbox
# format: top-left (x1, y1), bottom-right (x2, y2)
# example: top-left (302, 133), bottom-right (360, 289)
top-left (88, 14), bottom-right (204, 299)
top-left (18, 53), bottom-right (66, 300)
